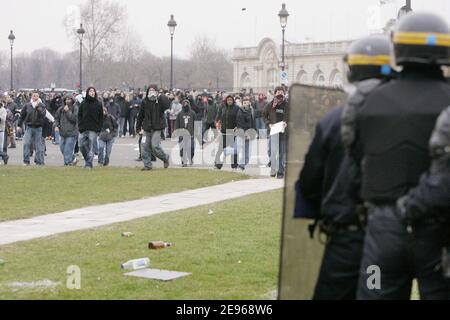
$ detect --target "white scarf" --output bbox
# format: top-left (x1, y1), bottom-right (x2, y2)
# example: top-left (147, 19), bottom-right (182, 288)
top-left (30, 98), bottom-right (42, 109)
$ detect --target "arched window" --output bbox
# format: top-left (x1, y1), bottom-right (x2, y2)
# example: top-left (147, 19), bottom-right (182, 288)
top-left (240, 72), bottom-right (252, 90)
top-left (329, 70), bottom-right (343, 88)
top-left (313, 70), bottom-right (326, 86)
top-left (296, 71), bottom-right (309, 84)
top-left (266, 68), bottom-right (277, 89)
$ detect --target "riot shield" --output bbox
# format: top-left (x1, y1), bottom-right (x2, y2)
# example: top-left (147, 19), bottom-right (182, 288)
top-left (278, 84), bottom-right (348, 300)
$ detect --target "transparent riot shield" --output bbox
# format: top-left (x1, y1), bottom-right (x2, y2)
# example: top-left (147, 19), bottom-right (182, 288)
top-left (278, 84), bottom-right (348, 300)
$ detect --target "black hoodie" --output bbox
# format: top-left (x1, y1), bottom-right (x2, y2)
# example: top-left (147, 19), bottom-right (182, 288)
top-left (78, 87), bottom-right (104, 133)
top-left (215, 95), bottom-right (239, 133)
top-left (175, 100), bottom-right (197, 136)
top-left (136, 87), bottom-right (170, 132)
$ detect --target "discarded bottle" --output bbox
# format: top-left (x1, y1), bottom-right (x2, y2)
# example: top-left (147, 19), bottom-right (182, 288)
top-left (121, 258), bottom-right (150, 270)
top-left (148, 241), bottom-right (173, 250)
top-left (121, 232), bottom-right (134, 238)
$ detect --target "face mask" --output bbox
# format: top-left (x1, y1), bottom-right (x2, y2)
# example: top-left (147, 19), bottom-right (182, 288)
top-left (276, 94), bottom-right (284, 100)
top-left (148, 91), bottom-right (157, 98)
top-left (183, 105), bottom-right (189, 111)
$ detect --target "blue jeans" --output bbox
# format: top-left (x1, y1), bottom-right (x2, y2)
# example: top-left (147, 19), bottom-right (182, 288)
top-left (255, 117), bottom-right (265, 133)
top-left (24, 127), bottom-right (44, 165)
top-left (270, 133), bottom-right (286, 176)
top-left (79, 131), bottom-right (97, 168)
top-left (59, 136), bottom-right (76, 166)
top-left (236, 136), bottom-right (250, 168)
top-left (53, 128), bottom-right (60, 145)
top-left (119, 117), bottom-right (126, 137)
top-left (98, 139), bottom-right (115, 166)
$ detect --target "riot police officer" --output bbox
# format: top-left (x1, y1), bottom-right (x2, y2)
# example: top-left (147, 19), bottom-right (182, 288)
top-left (344, 12), bottom-right (450, 299)
top-left (297, 34), bottom-right (393, 300)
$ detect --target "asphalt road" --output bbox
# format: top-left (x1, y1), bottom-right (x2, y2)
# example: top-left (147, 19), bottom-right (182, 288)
top-left (3, 135), bottom-right (274, 177)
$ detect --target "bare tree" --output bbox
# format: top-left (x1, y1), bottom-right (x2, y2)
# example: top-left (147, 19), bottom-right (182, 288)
top-left (64, 0), bottom-right (126, 84)
top-left (189, 35), bottom-right (233, 90)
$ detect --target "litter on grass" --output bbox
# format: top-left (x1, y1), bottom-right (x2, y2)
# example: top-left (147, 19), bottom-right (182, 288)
top-left (124, 268), bottom-right (191, 281)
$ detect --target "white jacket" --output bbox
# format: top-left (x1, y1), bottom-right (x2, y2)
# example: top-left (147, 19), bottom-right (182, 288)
top-left (0, 106), bottom-right (6, 131)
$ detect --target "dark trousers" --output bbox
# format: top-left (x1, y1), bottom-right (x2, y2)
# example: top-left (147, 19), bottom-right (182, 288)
top-left (179, 136), bottom-right (195, 164)
top-left (215, 133), bottom-right (237, 169)
top-left (313, 230), bottom-right (365, 300)
top-left (357, 205), bottom-right (449, 300)
top-left (128, 113), bottom-right (137, 136)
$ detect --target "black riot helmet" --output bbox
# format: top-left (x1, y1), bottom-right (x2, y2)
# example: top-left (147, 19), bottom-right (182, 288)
top-left (392, 11), bottom-right (450, 66)
top-left (343, 34), bottom-right (392, 83)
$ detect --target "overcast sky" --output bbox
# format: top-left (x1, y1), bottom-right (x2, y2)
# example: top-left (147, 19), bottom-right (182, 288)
top-left (1, 0), bottom-right (449, 58)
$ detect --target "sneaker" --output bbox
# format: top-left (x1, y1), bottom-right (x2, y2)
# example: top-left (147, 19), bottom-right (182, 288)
top-left (267, 161), bottom-right (271, 168)
top-left (3, 155), bottom-right (9, 165)
top-left (8, 145), bottom-right (16, 149)
top-left (141, 167), bottom-right (152, 171)
top-left (214, 163), bottom-right (223, 170)
top-left (135, 157), bottom-right (142, 162)
top-left (238, 165), bottom-right (245, 171)
top-left (270, 173), bottom-right (276, 178)
top-left (276, 173), bottom-right (284, 179)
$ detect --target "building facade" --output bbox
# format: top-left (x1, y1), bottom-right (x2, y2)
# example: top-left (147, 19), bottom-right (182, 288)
top-left (232, 38), bottom-right (353, 93)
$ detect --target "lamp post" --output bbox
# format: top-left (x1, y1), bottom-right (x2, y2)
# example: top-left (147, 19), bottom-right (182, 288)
top-left (168, 15), bottom-right (177, 90)
top-left (398, 0), bottom-right (413, 19)
top-left (8, 30), bottom-right (15, 92)
top-left (77, 24), bottom-right (85, 93)
top-left (278, 4), bottom-right (289, 73)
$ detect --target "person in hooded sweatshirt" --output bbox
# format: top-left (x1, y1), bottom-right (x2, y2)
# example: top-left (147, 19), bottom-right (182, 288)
top-left (98, 106), bottom-right (118, 167)
top-left (136, 84), bottom-right (171, 171)
top-left (214, 95), bottom-right (239, 170)
top-left (175, 99), bottom-right (197, 167)
top-left (78, 87), bottom-right (103, 169)
top-left (54, 96), bottom-right (79, 166)
top-left (236, 96), bottom-right (256, 171)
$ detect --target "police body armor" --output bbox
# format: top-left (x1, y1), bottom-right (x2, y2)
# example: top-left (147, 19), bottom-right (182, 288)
top-left (356, 71), bottom-right (450, 203)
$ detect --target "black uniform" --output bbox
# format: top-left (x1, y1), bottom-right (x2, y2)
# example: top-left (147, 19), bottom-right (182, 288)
top-left (397, 105), bottom-right (450, 290)
top-left (346, 67), bottom-right (450, 300)
top-left (300, 81), bottom-right (382, 300)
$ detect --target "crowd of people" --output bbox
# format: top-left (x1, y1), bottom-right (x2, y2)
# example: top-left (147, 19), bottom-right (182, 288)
top-left (0, 84), bottom-right (288, 177)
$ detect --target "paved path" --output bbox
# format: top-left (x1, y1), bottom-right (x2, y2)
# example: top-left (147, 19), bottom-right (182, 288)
top-left (0, 178), bottom-right (283, 246)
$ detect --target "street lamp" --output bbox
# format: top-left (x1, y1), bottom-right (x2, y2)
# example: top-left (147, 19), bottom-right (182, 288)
top-left (77, 23), bottom-right (85, 93)
top-left (168, 14), bottom-right (177, 90)
top-left (8, 30), bottom-right (15, 92)
top-left (278, 4), bottom-right (289, 73)
top-left (398, 0), bottom-right (413, 19)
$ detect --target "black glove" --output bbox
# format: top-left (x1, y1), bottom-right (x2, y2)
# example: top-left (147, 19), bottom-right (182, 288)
top-left (396, 195), bottom-right (414, 232)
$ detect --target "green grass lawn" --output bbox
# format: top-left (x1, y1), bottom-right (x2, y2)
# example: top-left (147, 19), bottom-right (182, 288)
top-left (0, 167), bottom-right (247, 222)
top-left (0, 190), bottom-right (282, 300)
